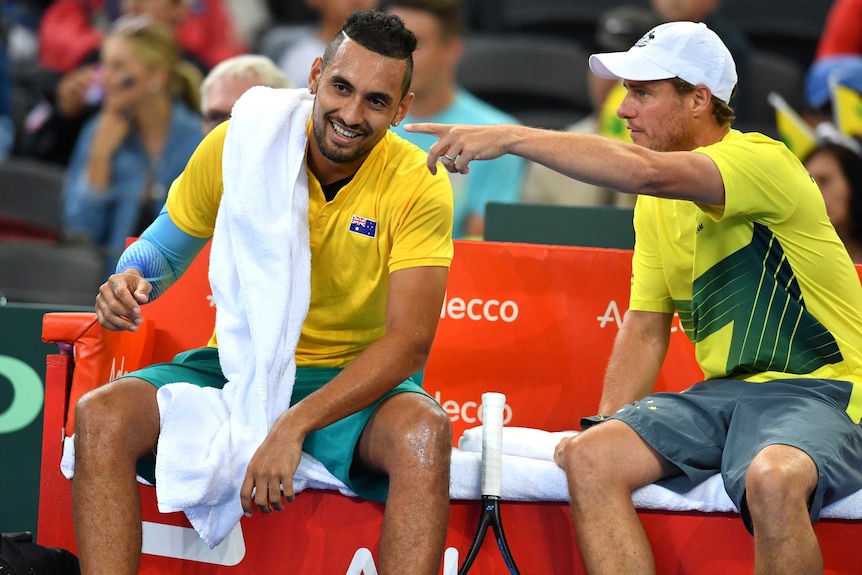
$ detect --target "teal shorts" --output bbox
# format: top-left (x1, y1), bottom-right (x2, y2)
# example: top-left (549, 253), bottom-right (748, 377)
top-left (583, 377), bottom-right (862, 534)
top-left (123, 346), bottom-right (431, 501)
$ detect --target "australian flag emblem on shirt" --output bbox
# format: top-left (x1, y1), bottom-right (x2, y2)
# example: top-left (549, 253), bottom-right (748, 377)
top-left (349, 214), bottom-right (377, 238)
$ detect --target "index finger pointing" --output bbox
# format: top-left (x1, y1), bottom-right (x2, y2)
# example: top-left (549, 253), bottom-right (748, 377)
top-left (404, 122), bottom-right (449, 136)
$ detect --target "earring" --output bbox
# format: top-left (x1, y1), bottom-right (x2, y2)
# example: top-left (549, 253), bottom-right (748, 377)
top-left (392, 120), bottom-right (399, 127)
top-left (308, 86), bottom-right (314, 95)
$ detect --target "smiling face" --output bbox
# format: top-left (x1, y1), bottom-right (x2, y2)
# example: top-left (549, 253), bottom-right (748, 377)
top-left (617, 79), bottom-right (695, 152)
top-left (306, 37), bottom-right (413, 182)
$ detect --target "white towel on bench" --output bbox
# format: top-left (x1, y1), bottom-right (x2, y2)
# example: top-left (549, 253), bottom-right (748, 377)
top-left (453, 426), bottom-right (862, 518)
top-left (450, 428), bottom-right (736, 510)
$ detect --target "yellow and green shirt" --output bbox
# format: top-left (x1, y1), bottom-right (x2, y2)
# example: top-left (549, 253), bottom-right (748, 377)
top-left (631, 129), bottom-right (862, 420)
top-left (165, 120), bottom-right (454, 367)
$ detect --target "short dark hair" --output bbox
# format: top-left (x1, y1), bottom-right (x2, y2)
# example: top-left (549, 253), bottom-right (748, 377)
top-left (384, 0), bottom-right (463, 38)
top-left (669, 77), bottom-right (736, 127)
top-left (322, 9), bottom-right (417, 97)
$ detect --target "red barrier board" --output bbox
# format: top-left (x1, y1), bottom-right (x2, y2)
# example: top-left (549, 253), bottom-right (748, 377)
top-left (38, 241), bottom-right (862, 574)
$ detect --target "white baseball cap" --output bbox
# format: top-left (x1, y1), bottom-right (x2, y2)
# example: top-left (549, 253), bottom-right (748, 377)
top-left (589, 21), bottom-right (738, 103)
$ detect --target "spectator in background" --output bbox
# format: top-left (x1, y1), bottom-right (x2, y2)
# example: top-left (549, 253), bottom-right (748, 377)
top-left (264, 0), bottom-right (315, 23)
top-left (386, 0), bottom-right (525, 239)
top-left (803, 57), bottom-right (862, 130)
top-left (774, 1), bottom-right (862, 154)
top-left (805, 0), bottom-right (862, 134)
top-left (804, 133), bottom-right (862, 264)
top-left (200, 54), bottom-right (291, 135)
top-left (276, 0), bottom-right (378, 88)
top-left (222, 0), bottom-right (272, 50)
top-left (38, 0), bottom-right (245, 75)
top-left (1, 0), bottom-right (48, 65)
top-left (521, 5), bottom-right (662, 208)
top-left (23, 0), bottom-right (243, 165)
top-left (62, 17), bottom-right (203, 276)
top-left (811, 0), bottom-right (862, 64)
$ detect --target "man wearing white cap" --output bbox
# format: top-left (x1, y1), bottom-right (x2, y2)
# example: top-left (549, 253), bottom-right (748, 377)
top-left (407, 20), bottom-right (862, 573)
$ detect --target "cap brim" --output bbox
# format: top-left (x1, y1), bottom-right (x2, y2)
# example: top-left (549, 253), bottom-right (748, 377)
top-left (589, 51), bottom-right (676, 82)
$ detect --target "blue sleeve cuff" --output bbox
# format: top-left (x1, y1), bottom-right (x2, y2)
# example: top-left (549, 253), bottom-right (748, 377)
top-left (115, 210), bottom-right (208, 301)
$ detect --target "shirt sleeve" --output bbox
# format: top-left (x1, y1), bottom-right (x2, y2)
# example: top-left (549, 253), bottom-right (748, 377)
top-left (164, 120), bottom-right (227, 238)
top-left (695, 133), bottom-right (801, 225)
top-left (388, 164), bottom-right (454, 273)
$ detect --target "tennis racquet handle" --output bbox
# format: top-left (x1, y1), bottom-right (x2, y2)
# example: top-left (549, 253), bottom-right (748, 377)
top-left (480, 392), bottom-right (506, 498)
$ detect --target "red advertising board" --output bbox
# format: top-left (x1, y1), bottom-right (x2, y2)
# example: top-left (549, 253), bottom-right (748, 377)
top-left (38, 241), bottom-right (862, 573)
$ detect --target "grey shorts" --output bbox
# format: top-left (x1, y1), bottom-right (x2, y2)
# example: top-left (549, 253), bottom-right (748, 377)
top-left (123, 346), bottom-right (433, 502)
top-left (583, 377), bottom-right (862, 533)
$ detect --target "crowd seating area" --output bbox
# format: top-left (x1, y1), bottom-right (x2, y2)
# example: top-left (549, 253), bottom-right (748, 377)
top-left (0, 156), bottom-right (105, 306)
top-left (1, 0), bottom-right (828, 307)
top-left (251, 0), bottom-right (819, 65)
top-left (254, 0), bottom-right (820, 132)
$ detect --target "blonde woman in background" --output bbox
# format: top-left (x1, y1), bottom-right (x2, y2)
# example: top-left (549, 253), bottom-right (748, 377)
top-left (62, 16), bottom-right (204, 277)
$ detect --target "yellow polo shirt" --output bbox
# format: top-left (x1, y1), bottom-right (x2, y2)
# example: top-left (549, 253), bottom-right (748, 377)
top-left (165, 120), bottom-right (454, 367)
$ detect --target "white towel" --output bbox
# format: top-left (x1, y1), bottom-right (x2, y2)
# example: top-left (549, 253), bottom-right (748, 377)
top-left (458, 425), bottom-right (578, 461)
top-left (452, 428), bottom-right (738, 510)
top-left (452, 426), bottom-right (862, 518)
top-left (153, 86), bottom-right (314, 548)
top-left (449, 448), bottom-right (569, 501)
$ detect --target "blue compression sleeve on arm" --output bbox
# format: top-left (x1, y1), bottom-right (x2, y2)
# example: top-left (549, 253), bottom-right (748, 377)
top-left (116, 209), bottom-right (209, 301)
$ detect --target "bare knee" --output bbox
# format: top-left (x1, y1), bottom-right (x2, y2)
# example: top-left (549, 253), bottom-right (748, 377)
top-left (362, 395), bottom-right (452, 476)
top-left (745, 445), bottom-right (817, 521)
top-left (560, 422), bottom-right (670, 501)
top-left (395, 399), bottom-right (452, 470)
top-left (74, 378), bottom-right (160, 458)
top-left (557, 432), bottom-right (598, 474)
top-left (558, 431), bottom-right (615, 499)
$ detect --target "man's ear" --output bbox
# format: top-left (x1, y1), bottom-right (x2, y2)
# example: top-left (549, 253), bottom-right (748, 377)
top-left (691, 84), bottom-right (713, 116)
top-left (307, 56), bottom-right (323, 94)
top-left (393, 92), bottom-right (415, 126)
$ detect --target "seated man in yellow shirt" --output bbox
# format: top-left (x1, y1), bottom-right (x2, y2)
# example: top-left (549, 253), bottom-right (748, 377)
top-left (72, 10), bottom-right (455, 575)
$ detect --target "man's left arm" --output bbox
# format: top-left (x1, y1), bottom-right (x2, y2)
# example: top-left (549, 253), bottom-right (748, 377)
top-left (408, 123), bottom-right (727, 205)
top-left (240, 265), bottom-right (449, 514)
